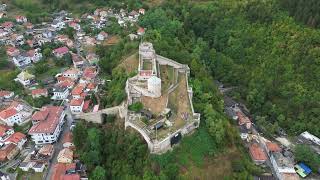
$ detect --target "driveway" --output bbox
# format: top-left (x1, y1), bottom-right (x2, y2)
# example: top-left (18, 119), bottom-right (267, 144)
top-left (44, 105), bottom-right (74, 180)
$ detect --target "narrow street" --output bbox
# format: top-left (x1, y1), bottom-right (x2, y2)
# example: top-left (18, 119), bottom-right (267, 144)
top-left (44, 104), bottom-right (74, 180)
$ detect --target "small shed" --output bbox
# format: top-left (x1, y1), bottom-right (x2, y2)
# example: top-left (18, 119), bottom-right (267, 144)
top-left (154, 122), bottom-right (163, 130)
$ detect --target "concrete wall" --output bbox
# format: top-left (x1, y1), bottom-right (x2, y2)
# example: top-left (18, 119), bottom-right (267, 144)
top-left (75, 105), bottom-right (124, 123)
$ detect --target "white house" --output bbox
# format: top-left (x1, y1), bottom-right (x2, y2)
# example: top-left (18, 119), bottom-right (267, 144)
top-left (62, 68), bottom-right (80, 80)
top-left (70, 98), bottom-right (84, 114)
top-left (15, 15), bottom-right (27, 23)
top-left (27, 49), bottom-right (42, 63)
top-left (13, 54), bottom-right (32, 67)
top-left (51, 86), bottom-right (69, 100)
top-left (5, 132), bottom-right (27, 150)
top-left (0, 108), bottom-right (22, 126)
top-left (16, 71), bottom-right (35, 87)
top-left (71, 84), bottom-right (85, 99)
top-left (29, 106), bottom-right (65, 144)
top-left (0, 91), bottom-right (14, 99)
top-left (0, 124), bottom-right (14, 142)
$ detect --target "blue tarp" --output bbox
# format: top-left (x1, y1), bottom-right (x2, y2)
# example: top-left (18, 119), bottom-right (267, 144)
top-left (298, 163), bottom-right (312, 175)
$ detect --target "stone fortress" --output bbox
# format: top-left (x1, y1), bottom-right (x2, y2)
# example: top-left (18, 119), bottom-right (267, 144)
top-left (125, 42), bottom-right (201, 154)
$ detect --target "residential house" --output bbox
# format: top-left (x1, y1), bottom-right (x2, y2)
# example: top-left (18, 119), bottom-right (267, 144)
top-left (29, 106), bottom-right (65, 144)
top-left (249, 143), bottom-right (267, 165)
top-left (71, 53), bottom-right (84, 68)
top-left (5, 132), bottom-right (27, 150)
top-left (128, 33), bottom-right (138, 41)
top-left (0, 143), bottom-right (19, 162)
top-left (80, 66), bottom-right (98, 83)
top-left (19, 162), bottom-right (35, 172)
top-left (86, 53), bottom-right (99, 65)
top-left (27, 49), bottom-right (43, 63)
top-left (57, 148), bottom-right (73, 163)
top-left (51, 163), bottom-right (80, 180)
top-left (56, 76), bottom-right (73, 83)
top-left (31, 88), bottom-right (48, 98)
top-left (0, 125), bottom-right (14, 142)
top-left (86, 83), bottom-right (98, 93)
top-left (266, 142), bottom-right (282, 155)
top-left (6, 47), bottom-right (20, 57)
top-left (236, 111), bottom-right (252, 130)
top-left (51, 19), bottom-right (65, 30)
top-left (13, 53), bottom-right (32, 67)
top-left (137, 27), bottom-right (145, 36)
top-left (42, 30), bottom-right (53, 39)
top-left (24, 22), bottom-right (33, 29)
top-left (68, 21), bottom-right (80, 31)
top-left (16, 71), bottom-right (35, 87)
top-left (139, 8), bottom-right (145, 15)
top-left (0, 171), bottom-right (10, 180)
top-left (63, 132), bottom-right (74, 148)
top-left (56, 80), bottom-right (75, 90)
top-left (71, 84), bottom-right (85, 99)
top-left (239, 124), bottom-right (249, 140)
top-left (53, 46), bottom-right (69, 58)
top-left (270, 152), bottom-right (299, 180)
top-left (96, 31), bottom-right (108, 41)
top-left (1, 21), bottom-right (13, 30)
top-left (38, 144), bottom-right (54, 158)
top-left (0, 91), bottom-right (14, 99)
top-left (33, 163), bottom-right (46, 172)
top-left (0, 108), bottom-right (22, 126)
top-left (51, 86), bottom-right (69, 100)
top-left (70, 98), bottom-right (84, 114)
top-left (0, 29), bottom-right (8, 37)
top-left (129, 10), bottom-right (139, 19)
top-left (83, 36), bottom-right (96, 46)
top-left (62, 68), bottom-right (80, 80)
top-left (15, 15), bottom-right (27, 23)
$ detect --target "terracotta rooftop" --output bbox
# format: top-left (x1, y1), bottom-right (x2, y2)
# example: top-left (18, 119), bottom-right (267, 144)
top-left (57, 76), bottom-right (73, 82)
top-left (266, 142), bottom-right (281, 152)
top-left (86, 83), bottom-right (96, 90)
top-left (0, 143), bottom-right (17, 161)
top-left (63, 68), bottom-right (79, 75)
top-left (70, 98), bottom-right (84, 106)
top-left (71, 84), bottom-right (85, 95)
top-left (83, 100), bottom-right (91, 112)
top-left (0, 91), bottom-right (13, 97)
top-left (0, 108), bottom-right (18, 120)
top-left (249, 143), bottom-right (267, 161)
top-left (5, 132), bottom-right (26, 144)
top-left (63, 132), bottom-right (73, 144)
top-left (32, 109), bottom-right (49, 121)
top-left (31, 88), bottom-right (47, 96)
top-left (62, 174), bottom-right (80, 180)
top-left (0, 124), bottom-right (12, 137)
top-left (53, 46), bottom-right (69, 54)
top-left (56, 80), bottom-right (75, 88)
top-left (38, 144), bottom-right (54, 156)
top-left (29, 106), bottom-right (64, 134)
top-left (57, 148), bottom-right (73, 161)
top-left (83, 67), bottom-right (97, 79)
top-left (236, 111), bottom-right (251, 125)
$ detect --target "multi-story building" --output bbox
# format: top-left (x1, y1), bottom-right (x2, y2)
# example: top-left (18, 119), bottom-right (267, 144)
top-left (0, 108), bottom-right (22, 126)
top-left (28, 106), bottom-right (65, 145)
top-left (51, 86), bottom-right (69, 100)
top-left (70, 98), bottom-right (84, 114)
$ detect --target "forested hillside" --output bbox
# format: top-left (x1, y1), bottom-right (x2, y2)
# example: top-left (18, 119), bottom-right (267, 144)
top-left (138, 0), bottom-right (320, 137)
top-left (280, 0), bottom-right (320, 28)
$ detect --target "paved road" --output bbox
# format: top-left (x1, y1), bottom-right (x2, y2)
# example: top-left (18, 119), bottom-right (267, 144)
top-left (44, 105), bottom-right (74, 180)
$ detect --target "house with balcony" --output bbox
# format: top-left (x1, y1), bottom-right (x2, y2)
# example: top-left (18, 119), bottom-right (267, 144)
top-left (28, 106), bottom-right (65, 145)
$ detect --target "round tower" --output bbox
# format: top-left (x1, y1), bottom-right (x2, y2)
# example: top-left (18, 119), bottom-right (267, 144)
top-left (148, 76), bottom-right (161, 98)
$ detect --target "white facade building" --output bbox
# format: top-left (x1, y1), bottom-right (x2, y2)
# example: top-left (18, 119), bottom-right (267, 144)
top-left (51, 87), bottom-right (69, 100)
top-left (0, 108), bottom-right (23, 126)
top-left (70, 98), bottom-right (84, 114)
top-left (29, 106), bottom-right (65, 145)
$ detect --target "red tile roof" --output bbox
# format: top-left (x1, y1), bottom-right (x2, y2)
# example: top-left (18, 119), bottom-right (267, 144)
top-left (249, 143), bottom-right (267, 161)
top-left (2, 21), bottom-right (13, 28)
top-left (137, 27), bottom-right (145, 33)
top-left (53, 46), bottom-right (69, 54)
top-left (83, 100), bottom-right (91, 111)
top-left (29, 106), bottom-right (64, 134)
top-left (5, 132), bottom-right (26, 144)
top-left (87, 83), bottom-right (96, 90)
top-left (83, 67), bottom-right (97, 79)
top-left (0, 124), bottom-right (12, 137)
top-left (31, 88), bottom-right (48, 96)
top-left (57, 76), bottom-right (73, 83)
top-left (0, 143), bottom-right (17, 161)
top-left (71, 84), bottom-right (85, 95)
top-left (63, 132), bottom-right (73, 144)
top-left (70, 98), bottom-right (84, 106)
top-left (38, 144), bottom-right (54, 156)
top-left (62, 174), bottom-right (80, 180)
top-left (0, 91), bottom-right (12, 97)
top-left (0, 108), bottom-right (18, 120)
top-left (32, 109), bottom-right (49, 121)
top-left (51, 163), bottom-right (66, 180)
top-left (266, 142), bottom-right (281, 152)
top-left (71, 53), bottom-right (83, 63)
top-left (236, 111), bottom-right (251, 125)
top-left (57, 80), bottom-right (75, 88)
